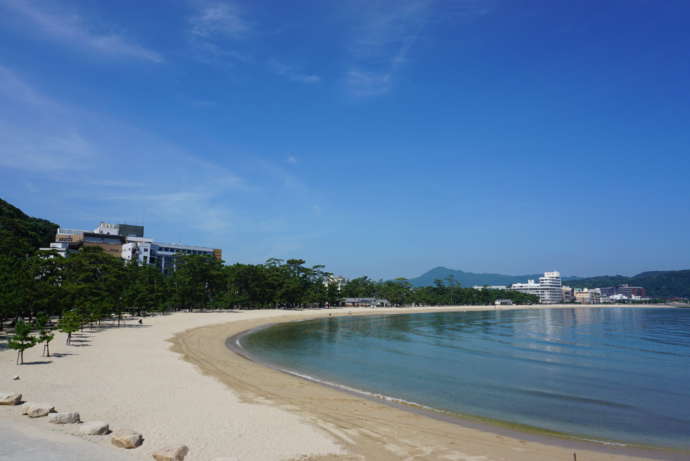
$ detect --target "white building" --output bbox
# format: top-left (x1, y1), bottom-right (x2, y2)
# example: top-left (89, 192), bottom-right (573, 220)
top-left (473, 285), bottom-right (508, 290)
top-left (152, 242), bottom-right (220, 274)
top-left (43, 222), bottom-right (221, 273)
top-left (511, 279), bottom-right (541, 298)
top-left (121, 237), bottom-right (154, 266)
top-left (511, 271), bottom-right (563, 304)
top-left (539, 271), bottom-right (563, 304)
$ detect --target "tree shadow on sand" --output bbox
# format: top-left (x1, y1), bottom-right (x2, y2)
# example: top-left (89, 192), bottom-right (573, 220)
top-left (20, 360), bottom-right (53, 365)
top-left (51, 352), bottom-right (76, 358)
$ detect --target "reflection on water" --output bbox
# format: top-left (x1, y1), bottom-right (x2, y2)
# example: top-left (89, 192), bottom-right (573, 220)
top-left (242, 308), bottom-right (690, 449)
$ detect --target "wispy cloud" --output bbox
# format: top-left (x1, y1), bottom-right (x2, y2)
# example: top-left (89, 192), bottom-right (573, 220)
top-left (187, 1), bottom-right (252, 65)
top-left (2, 0), bottom-right (162, 63)
top-left (344, 0), bottom-right (432, 97)
top-left (287, 155), bottom-right (298, 164)
top-left (0, 65), bottom-right (243, 235)
top-left (268, 59), bottom-right (321, 84)
top-left (0, 66), bottom-right (98, 171)
top-left (190, 1), bottom-right (250, 38)
top-left (346, 70), bottom-right (392, 97)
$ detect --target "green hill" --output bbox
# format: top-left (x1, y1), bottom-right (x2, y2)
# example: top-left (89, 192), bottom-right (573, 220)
top-left (407, 266), bottom-right (577, 288)
top-left (0, 198), bottom-right (58, 258)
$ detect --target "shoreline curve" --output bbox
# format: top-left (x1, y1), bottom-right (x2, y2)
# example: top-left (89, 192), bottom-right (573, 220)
top-left (172, 304), bottom-right (687, 461)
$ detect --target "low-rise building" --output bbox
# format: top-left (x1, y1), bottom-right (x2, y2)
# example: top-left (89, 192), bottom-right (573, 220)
top-left (495, 299), bottom-right (514, 306)
top-left (342, 297), bottom-right (390, 307)
top-left (574, 288), bottom-right (601, 304)
top-left (562, 286), bottom-right (575, 303)
top-left (42, 221), bottom-right (222, 273)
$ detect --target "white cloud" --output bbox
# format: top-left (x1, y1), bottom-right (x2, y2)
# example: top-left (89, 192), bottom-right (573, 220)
top-left (0, 66), bottom-right (97, 171)
top-left (343, 0), bottom-right (432, 97)
top-left (187, 1), bottom-right (252, 65)
top-left (287, 155), bottom-right (298, 164)
top-left (346, 69), bottom-right (392, 97)
top-left (268, 59), bottom-right (321, 84)
top-left (0, 65), bottom-right (243, 235)
top-left (2, 0), bottom-right (162, 63)
top-left (190, 2), bottom-right (250, 38)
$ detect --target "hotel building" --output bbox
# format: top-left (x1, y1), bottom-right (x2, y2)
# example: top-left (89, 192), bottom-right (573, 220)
top-left (511, 271), bottom-right (564, 304)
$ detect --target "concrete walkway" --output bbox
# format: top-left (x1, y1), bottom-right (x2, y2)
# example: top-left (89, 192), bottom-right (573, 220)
top-left (0, 420), bottom-right (129, 461)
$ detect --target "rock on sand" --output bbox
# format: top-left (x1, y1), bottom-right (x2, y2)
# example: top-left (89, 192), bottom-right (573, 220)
top-left (48, 411), bottom-right (81, 424)
top-left (21, 402), bottom-right (55, 418)
top-left (0, 392), bottom-right (22, 405)
top-left (111, 429), bottom-right (143, 449)
top-left (79, 421), bottom-right (110, 435)
top-left (152, 445), bottom-right (189, 461)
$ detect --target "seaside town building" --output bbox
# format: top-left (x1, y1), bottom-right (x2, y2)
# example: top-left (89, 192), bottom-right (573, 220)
top-left (324, 275), bottom-right (348, 291)
top-left (472, 285), bottom-right (508, 290)
top-left (511, 271), bottom-right (564, 304)
top-left (342, 297), bottom-right (391, 307)
top-left (574, 288), bottom-right (602, 304)
top-left (562, 286), bottom-right (575, 303)
top-left (41, 222), bottom-right (222, 273)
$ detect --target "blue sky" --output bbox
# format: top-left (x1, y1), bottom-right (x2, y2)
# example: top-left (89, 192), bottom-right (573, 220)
top-left (1, 0), bottom-right (689, 280)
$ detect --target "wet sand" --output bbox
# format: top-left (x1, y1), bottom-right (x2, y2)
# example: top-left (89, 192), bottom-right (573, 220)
top-left (172, 305), bottom-right (684, 461)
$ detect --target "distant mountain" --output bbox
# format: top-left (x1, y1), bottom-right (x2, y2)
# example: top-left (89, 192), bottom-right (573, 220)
top-left (407, 267), bottom-right (577, 288)
top-left (0, 198), bottom-right (58, 258)
top-left (567, 270), bottom-right (690, 299)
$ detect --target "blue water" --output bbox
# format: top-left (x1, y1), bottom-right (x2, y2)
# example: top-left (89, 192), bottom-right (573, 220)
top-left (241, 308), bottom-right (690, 449)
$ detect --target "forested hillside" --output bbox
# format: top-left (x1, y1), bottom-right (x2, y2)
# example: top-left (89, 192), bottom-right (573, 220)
top-left (0, 198), bottom-right (58, 258)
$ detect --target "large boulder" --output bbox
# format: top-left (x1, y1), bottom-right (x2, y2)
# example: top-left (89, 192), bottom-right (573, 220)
top-left (152, 445), bottom-right (189, 461)
top-left (48, 412), bottom-right (80, 424)
top-left (79, 421), bottom-right (110, 435)
top-left (0, 392), bottom-right (22, 405)
top-left (111, 429), bottom-right (143, 449)
top-left (21, 402), bottom-right (55, 418)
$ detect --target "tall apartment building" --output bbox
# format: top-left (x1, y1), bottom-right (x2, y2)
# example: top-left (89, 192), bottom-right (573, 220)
top-left (539, 271), bottom-right (564, 304)
top-left (511, 271), bottom-right (563, 304)
top-left (44, 222), bottom-right (222, 273)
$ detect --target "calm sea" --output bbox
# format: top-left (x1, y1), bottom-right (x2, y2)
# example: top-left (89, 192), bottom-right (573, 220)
top-left (240, 308), bottom-right (690, 449)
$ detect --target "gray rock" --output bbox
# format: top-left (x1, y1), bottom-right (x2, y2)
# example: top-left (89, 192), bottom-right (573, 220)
top-left (152, 445), bottom-right (189, 461)
top-left (48, 412), bottom-right (80, 424)
top-left (0, 392), bottom-right (22, 405)
top-left (12, 375), bottom-right (20, 381)
top-left (111, 429), bottom-right (143, 449)
top-left (21, 402), bottom-right (55, 418)
top-left (79, 421), bottom-right (110, 435)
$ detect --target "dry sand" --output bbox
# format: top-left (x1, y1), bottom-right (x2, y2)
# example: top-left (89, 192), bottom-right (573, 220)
top-left (0, 305), bottom-right (682, 460)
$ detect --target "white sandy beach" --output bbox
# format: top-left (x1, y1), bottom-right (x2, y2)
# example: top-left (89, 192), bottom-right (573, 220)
top-left (0, 305), bottom-right (680, 460)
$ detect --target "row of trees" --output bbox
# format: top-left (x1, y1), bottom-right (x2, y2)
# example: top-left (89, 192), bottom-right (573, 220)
top-left (1, 246), bottom-right (538, 334)
top-left (340, 275), bottom-right (540, 306)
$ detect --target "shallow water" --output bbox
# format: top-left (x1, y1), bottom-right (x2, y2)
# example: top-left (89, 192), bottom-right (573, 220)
top-left (241, 308), bottom-right (690, 449)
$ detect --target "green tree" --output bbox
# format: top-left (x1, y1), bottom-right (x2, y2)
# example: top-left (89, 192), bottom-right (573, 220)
top-left (171, 255), bottom-right (225, 311)
top-left (58, 310), bottom-right (81, 345)
top-left (63, 247), bottom-right (125, 327)
top-left (0, 255), bottom-right (23, 330)
top-left (8, 320), bottom-right (37, 365)
top-left (34, 312), bottom-right (55, 357)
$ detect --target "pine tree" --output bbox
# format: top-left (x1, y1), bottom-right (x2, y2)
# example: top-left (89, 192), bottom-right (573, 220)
top-left (8, 320), bottom-right (37, 365)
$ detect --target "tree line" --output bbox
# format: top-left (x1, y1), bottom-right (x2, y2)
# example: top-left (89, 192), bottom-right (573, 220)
top-left (1, 246), bottom-right (538, 331)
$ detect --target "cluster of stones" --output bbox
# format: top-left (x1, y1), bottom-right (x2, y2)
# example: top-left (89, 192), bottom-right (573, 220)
top-left (1, 389), bottom-right (189, 460)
